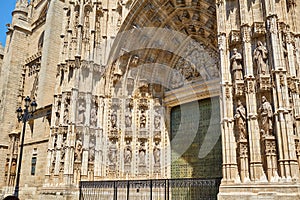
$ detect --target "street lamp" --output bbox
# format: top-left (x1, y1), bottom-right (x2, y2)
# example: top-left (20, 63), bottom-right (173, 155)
top-left (14, 96), bottom-right (37, 197)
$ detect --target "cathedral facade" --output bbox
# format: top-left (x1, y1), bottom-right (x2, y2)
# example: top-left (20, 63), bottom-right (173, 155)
top-left (0, 0), bottom-right (300, 199)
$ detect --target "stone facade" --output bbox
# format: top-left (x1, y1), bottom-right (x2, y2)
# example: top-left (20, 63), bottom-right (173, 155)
top-left (0, 0), bottom-right (300, 199)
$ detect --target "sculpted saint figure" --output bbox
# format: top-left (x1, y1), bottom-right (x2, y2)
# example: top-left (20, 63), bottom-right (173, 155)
top-left (108, 140), bottom-right (117, 164)
top-left (74, 138), bottom-right (83, 162)
top-left (124, 146), bottom-right (132, 164)
top-left (154, 116), bottom-right (161, 129)
top-left (111, 111), bottom-right (117, 129)
top-left (125, 112), bottom-right (132, 128)
top-left (153, 145), bottom-right (161, 164)
top-left (90, 105), bottom-right (97, 127)
top-left (63, 109), bottom-right (69, 124)
top-left (234, 100), bottom-right (247, 140)
top-left (140, 112), bottom-right (146, 128)
top-left (230, 48), bottom-right (243, 81)
top-left (139, 143), bottom-right (146, 165)
top-left (258, 96), bottom-right (273, 136)
top-left (254, 41), bottom-right (269, 75)
top-left (78, 102), bottom-right (86, 124)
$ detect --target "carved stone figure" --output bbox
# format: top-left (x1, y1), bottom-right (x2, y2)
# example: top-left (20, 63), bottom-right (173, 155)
top-left (139, 143), bottom-right (146, 165)
top-left (61, 135), bottom-right (67, 160)
top-left (111, 111), bottom-right (117, 129)
top-left (89, 137), bottom-right (95, 162)
top-left (254, 41), bottom-right (268, 75)
top-left (63, 109), bottom-right (69, 124)
top-left (154, 116), bottom-right (160, 129)
top-left (140, 112), bottom-right (146, 128)
top-left (74, 138), bottom-right (83, 162)
top-left (125, 112), bottom-right (132, 128)
top-left (124, 146), bottom-right (132, 164)
top-left (10, 159), bottom-right (17, 176)
top-left (234, 100), bottom-right (247, 140)
top-left (153, 144), bottom-right (160, 165)
top-left (108, 140), bottom-right (117, 164)
top-left (170, 70), bottom-right (184, 89)
top-left (230, 48), bottom-right (243, 81)
top-left (78, 102), bottom-right (86, 124)
top-left (55, 112), bottom-right (60, 126)
top-left (259, 96), bottom-right (273, 136)
top-left (90, 105), bottom-right (97, 127)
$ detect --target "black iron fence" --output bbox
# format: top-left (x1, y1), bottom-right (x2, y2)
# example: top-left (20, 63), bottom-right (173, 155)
top-left (79, 178), bottom-right (221, 200)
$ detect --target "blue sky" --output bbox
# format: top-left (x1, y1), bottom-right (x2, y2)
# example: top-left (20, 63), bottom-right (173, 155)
top-left (0, 1), bottom-right (16, 46)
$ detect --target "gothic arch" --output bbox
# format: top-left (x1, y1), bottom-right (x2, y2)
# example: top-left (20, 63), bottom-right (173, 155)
top-left (101, 0), bottom-right (222, 179)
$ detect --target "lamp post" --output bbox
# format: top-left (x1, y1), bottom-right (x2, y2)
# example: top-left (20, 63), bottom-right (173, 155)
top-left (14, 96), bottom-right (37, 197)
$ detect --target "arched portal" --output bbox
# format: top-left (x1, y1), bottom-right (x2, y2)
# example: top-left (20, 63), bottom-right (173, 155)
top-left (102, 0), bottom-right (222, 181)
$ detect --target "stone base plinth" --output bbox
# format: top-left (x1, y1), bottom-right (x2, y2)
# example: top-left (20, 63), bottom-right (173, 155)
top-left (218, 183), bottom-right (300, 200)
top-left (39, 186), bottom-right (79, 200)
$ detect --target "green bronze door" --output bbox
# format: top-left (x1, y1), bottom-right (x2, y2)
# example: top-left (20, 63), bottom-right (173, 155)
top-left (170, 97), bottom-right (222, 199)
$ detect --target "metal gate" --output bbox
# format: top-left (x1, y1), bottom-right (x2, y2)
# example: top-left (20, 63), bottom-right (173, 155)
top-left (79, 178), bottom-right (221, 200)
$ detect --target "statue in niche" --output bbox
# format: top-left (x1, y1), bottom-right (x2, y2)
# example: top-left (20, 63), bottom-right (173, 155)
top-left (125, 112), bottom-right (132, 128)
top-left (55, 112), bottom-right (60, 126)
top-left (57, 100), bottom-right (61, 112)
top-left (139, 144), bottom-right (146, 165)
top-left (74, 138), bottom-right (83, 162)
top-left (61, 135), bottom-right (67, 160)
top-left (230, 48), bottom-right (243, 81)
top-left (90, 105), bottom-right (97, 127)
top-left (95, 15), bottom-right (101, 43)
top-left (63, 109), bottom-right (69, 124)
top-left (10, 159), bottom-right (17, 176)
top-left (153, 142), bottom-right (161, 165)
top-left (89, 137), bottom-right (95, 162)
top-left (124, 145), bottom-right (132, 164)
top-left (111, 111), bottom-right (117, 129)
top-left (108, 140), bottom-right (118, 164)
top-left (13, 138), bottom-right (19, 155)
top-left (83, 10), bottom-right (90, 39)
top-left (234, 100), bottom-right (247, 140)
top-left (254, 41), bottom-right (269, 75)
top-left (258, 96), bottom-right (273, 136)
top-left (154, 116), bottom-right (161, 129)
top-left (78, 102), bottom-right (86, 125)
top-left (140, 111), bottom-right (147, 128)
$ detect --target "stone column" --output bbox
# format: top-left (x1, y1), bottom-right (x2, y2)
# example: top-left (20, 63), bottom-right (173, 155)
top-left (262, 135), bottom-right (279, 181)
top-left (266, 14), bottom-right (299, 179)
top-left (218, 31), bottom-right (238, 183)
top-left (241, 24), bottom-right (266, 181)
top-left (94, 128), bottom-right (103, 177)
top-left (54, 131), bottom-right (62, 185)
top-left (294, 36), bottom-right (300, 136)
top-left (44, 129), bottom-right (55, 185)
